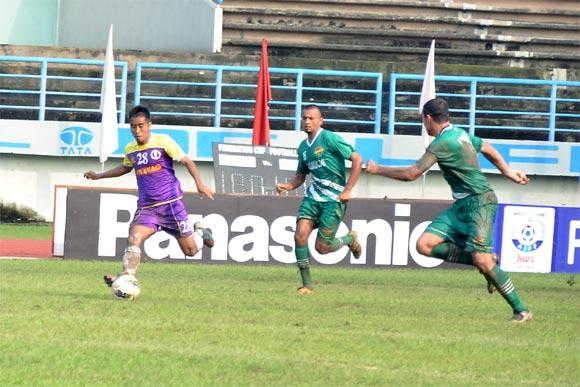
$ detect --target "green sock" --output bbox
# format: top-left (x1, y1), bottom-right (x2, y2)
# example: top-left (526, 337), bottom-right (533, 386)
top-left (295, 245), bottom-right (312, 288)
top-left (326, 236), bottom-right (348, 253)
top-left (323, 234), bottom-right (353, 253)
top-left (340, 234), bottom-right (353, 246)
top-left (431, 242), bottom-right (473, 265)
top-left (486, 265), bottom-right (528, 313)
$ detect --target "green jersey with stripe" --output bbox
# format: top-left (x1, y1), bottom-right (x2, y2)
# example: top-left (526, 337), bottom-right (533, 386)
top-left (426, 124), bottom-right (491, 199)
top-left (296, 128), bottom-right (355, 202)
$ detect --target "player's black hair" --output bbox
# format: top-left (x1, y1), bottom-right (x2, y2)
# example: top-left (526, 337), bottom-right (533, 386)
top-left (422, 98), bottom-right (449, 123)
top-left (303, 104), bottom-right (323, 117)
top-left (128, 105), bottom-right (151, 121)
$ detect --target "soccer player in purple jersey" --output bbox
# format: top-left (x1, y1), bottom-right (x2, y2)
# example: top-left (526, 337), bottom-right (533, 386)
top-left (84, 105), bottom-right (214, 291)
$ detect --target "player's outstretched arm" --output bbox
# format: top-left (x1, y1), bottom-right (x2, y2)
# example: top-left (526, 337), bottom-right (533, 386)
top-left (180, 156), bottom-right (215, 199)
top-left (366, 152), bottom-right (433, 182)
top-left (276, 174), bottom-right (306, 194)
top-left (480, 142), bottom-right (530, 185)
top-left (84, 165), bottom-right (132, 180)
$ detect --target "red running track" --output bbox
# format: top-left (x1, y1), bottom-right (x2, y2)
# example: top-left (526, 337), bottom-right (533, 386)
top-left (0, 240), bottom-right (53, 258)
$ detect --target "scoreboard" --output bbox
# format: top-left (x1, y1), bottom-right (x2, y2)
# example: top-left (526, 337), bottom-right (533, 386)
top-left (212, 143), bottom-right (308, 196)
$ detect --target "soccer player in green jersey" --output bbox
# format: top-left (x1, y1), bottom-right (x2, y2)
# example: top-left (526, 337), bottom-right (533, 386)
top-left (366, 98), bottom-right (532, 323)
top-left (276, 105), bottom-right (363, 295)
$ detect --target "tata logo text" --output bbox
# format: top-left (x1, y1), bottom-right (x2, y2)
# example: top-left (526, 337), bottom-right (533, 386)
top-left (59, 126), bottom-right (93, 155)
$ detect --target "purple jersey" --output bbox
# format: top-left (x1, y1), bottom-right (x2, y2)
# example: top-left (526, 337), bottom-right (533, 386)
top-left (123, 134), bottom-right (185, 208)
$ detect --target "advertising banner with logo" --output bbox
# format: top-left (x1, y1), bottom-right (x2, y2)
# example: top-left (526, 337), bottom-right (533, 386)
top-left (495, 204), bottom-right (580, 273)
top-left (498, 205), bottom-right (555, 273)
top-left (58, 187), bottom-right (454, 269)
top-left (1, 120), bottom-right (579, 177)
top-left (54, 187), bottom-right (580, 273)
top-left (551, 206), bottom-right (580, 273)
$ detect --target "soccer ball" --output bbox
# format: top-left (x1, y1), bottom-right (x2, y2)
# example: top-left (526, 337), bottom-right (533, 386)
top-left (111, 274), bottom-right (141, 301)
top-left (520, 224), bottom-right (536, 243)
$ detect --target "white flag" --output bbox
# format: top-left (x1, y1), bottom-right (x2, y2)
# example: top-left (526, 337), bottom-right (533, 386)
top-left (419, 39), bottom-right (436, 149)
top-left (99, 24), bottom-right (118, 164)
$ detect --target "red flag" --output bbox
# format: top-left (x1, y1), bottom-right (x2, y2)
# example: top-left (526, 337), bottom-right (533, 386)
top-left (252, 38), bottom-right (272, 145)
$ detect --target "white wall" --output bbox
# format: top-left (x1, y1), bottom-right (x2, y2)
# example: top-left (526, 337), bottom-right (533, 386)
top-left (1, 153), bottom-right (578, 222)
top-left (0, 0), bottom-right (58, 45)
top-left (57, 0), bottom-right (222, 53)
top-left (0, 0), bottom-right (222, 52)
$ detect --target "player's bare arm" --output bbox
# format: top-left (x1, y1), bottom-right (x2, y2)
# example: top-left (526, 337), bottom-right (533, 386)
top-left (366, 152), bottom-right (434, 182)
top-left (83, 165), bottom-right (132, 180)
top-left (414, 152), bottom-right (437, 175)
top-left (480, 142), bottom-right (529, 185)
top-left (180, 156), bottom-right (215, 199)
top-left (276, 174), bottom-right (306, 193)
top-left (339, 151), bottom-right (363, 202)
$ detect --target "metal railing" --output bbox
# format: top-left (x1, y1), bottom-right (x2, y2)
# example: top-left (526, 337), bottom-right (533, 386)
top-left (1, 55), bottom-right (579, 142)
top-left (388, 73), bottom-right (580, 142)
top-left (134, 62), bottom-right (383, 132)
top-left (0, 56), bottom-right (128, 122)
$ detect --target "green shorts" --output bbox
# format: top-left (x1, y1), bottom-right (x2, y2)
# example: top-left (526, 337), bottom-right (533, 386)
top-left (425, 190), bottom-right (498, 253)
top-left (297, 197), bottom-right (347, 242)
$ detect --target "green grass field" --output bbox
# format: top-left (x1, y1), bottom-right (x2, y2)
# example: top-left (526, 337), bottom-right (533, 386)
top-left (0, 223), bottom-right (51, 240)
top-left (0, 259), bottom-right (577, 386)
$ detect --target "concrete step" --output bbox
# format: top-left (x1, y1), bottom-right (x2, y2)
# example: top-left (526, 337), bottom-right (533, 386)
top-left (223, 23), bottom-right (579, 57)
top-left (222, 38), bottom-right (580, 73)
top-left (223, 0), bottom-right (580, 24)
top-left (224, 7), bottom-right (580, 41)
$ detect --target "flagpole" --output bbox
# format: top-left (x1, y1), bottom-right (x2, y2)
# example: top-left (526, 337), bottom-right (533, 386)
top-left (419, 39), bottom-right (436, 199)
top-left (99, 24), bottom-right (119, 171)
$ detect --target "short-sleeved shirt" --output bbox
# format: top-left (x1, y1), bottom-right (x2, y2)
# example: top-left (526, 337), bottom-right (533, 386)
top-left (426, 124), bottom-right (491, 199)
top-left (123, 134), bottom-right (185, 208)
top-left (296, 128), bottom-right (355, 202)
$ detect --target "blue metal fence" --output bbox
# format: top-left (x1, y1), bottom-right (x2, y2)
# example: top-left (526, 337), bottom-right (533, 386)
top-left (0, 56), bottom-right (128, 122)
top-left (134, 63), bottom-right (383, 132)
top-left (388, 73), bottom-right (580, 142)
top-left (1, 55), bottom-right (579, 142)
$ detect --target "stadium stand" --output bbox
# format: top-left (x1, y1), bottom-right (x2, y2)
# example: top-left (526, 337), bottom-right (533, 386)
top-left (221, 0), bottom-right (580, 72)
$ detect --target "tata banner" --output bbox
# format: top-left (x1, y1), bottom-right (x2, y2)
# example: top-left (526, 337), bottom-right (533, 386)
top-left (54, 187), bottom-right (580, 273)
top-left (2, 120), bottom-right (579, 177)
